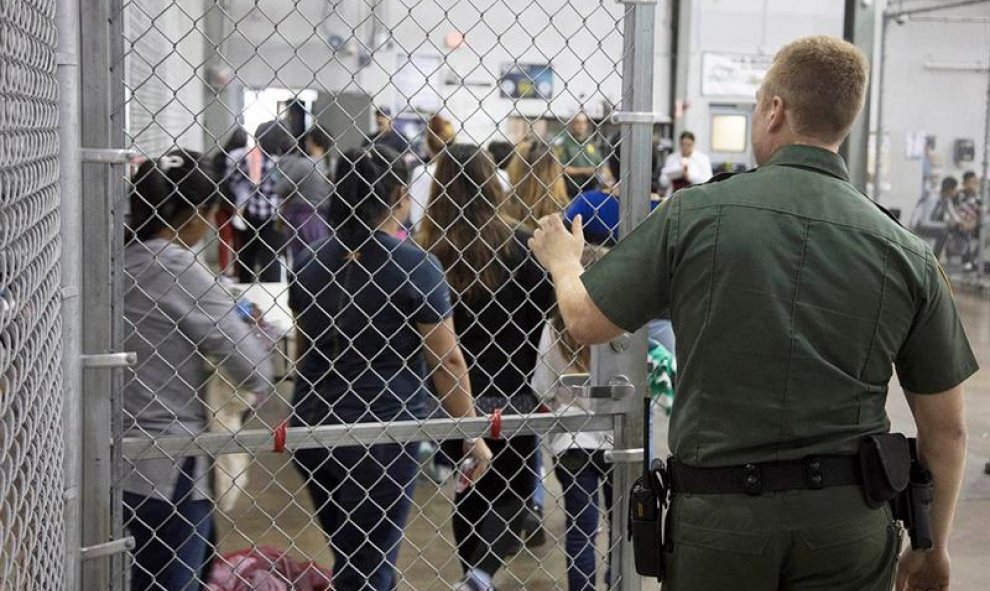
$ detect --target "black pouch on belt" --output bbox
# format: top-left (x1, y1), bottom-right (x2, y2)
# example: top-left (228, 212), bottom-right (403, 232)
top-left (858, 433), bottom-right (911, 508)
top-left (627, 398), bottom-right (668, 580)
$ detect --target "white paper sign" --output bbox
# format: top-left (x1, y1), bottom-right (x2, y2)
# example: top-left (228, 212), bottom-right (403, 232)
top-left (702, 52), bottom-right (773, 98)
top-left (393, 53), bottom-right (444, 114)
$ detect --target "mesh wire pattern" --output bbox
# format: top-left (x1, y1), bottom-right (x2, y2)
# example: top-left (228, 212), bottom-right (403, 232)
top-left (0, 0), bottom-right (65, 589)
top-left (111, 1), bottom-right (645, 590)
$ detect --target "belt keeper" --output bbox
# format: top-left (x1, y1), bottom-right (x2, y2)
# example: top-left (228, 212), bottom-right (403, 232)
top-left (489, 408), bottom-right (502, 439)
top-left (743, 463), bottom-right (762, 496)
top-left (272, 419), bottom-right (288, 453)
top-left (805, 456), bottom-right (825, 490)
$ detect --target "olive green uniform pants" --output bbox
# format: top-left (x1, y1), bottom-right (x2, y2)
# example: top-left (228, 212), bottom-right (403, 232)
top-left (662, 486), bottom-right (901, 591)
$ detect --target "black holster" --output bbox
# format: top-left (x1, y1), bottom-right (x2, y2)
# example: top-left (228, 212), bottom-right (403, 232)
top-left (859, 433), bottom-right (934, 551)
top-left (629, 458), bottom-right (668, 581)
top-left (891, 439), bottom-right (935, 551)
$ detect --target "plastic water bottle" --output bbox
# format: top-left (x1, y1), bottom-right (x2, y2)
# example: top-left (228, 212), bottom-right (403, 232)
top-left (455, 457), bottom-right (477, 494)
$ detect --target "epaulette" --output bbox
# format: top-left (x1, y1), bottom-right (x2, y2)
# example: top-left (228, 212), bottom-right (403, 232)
top-left (704, 168), bottom-right (757, 185)
top-left (858, 191), bottom-right (905, 229)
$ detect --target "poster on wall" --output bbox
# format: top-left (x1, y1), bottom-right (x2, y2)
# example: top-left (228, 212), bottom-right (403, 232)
top-left (392, 53), bottom-right (444, 114)
top-left (906, 130), bottom-right (926, 160)
top-left (499, 63), bottom-right (554, 100)
top-left (701, 52), bottom-right (773, 98)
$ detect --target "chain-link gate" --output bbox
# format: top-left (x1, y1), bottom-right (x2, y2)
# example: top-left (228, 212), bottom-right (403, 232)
top-left (0, 0), bottom-right (65, 589)
top-left (76, 1), bottom-right (663, 589)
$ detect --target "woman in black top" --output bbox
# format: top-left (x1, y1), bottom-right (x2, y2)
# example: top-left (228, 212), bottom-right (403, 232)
top-left (290, 146), bottom-right (491, 591)
top-left (418, 144), bottom-right (554, 591)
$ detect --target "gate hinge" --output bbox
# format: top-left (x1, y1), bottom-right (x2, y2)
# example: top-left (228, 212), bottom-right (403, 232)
top-left (82, 352), bottom-right (137, 369)
top-left (80, 537), bottom-right (135, 561)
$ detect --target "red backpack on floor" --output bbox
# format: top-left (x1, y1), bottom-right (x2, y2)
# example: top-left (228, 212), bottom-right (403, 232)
top-left (206, 546), bottom-right (332, 591)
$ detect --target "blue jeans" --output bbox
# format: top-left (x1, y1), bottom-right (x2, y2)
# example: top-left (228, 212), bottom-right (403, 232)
top-left (123, 457), bottom-right (214, 591)
top-left (294, 443), bottom-right (419, 591)
top-left (554, 449), bottom-right (613, 591)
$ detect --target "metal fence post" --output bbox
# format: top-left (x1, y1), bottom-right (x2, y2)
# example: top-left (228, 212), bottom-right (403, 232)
top-left (604, 1), bottom-right (657, 589)
top-left (979, 39), bottom-right (990, 280)
top-left (78, 0), bottom-right (128, 587)
top-left (841, 0), bottom-right (876, 194)
top-left (57, 0), bottom-right (83, 587)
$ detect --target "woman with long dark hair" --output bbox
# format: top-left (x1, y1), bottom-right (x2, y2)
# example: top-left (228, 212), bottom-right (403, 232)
top-left (289, 145), bottom-right (491, 591)
top-left (122, 150), bottom-right (273, 591)
top-left (418, 144), bottom-right (555, 591)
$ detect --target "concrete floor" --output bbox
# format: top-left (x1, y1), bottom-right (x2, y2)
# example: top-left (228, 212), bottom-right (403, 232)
top-left (213, 291), bottom-right (990, 590)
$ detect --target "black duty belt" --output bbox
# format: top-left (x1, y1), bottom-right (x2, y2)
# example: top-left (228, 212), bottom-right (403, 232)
top-left (669, 455), bottom-right (862, 496)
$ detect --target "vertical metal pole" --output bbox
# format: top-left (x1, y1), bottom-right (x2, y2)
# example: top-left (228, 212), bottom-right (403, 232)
top-left (979, 39), bottom-right (990, 278)
top-left (57, 0), bottom-right (83, 588)
top-left (109, 3), bottom-right (128, 586)
top-left (841, 0), bottom-right (876, 193)
top-left (202, 0), bottom-right (243, 152)
top-left (672, 0), bottom-right (692, 139)
top-left (78, 0), bottom-right (126, 588)
top-left (603, 1), bottom-right (656, 589)
top-left (873, 15), bottom-right (889, 201)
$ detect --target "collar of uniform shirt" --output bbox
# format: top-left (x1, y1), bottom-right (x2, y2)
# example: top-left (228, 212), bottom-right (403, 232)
top-left (763, 144), bottom-right (850, 183)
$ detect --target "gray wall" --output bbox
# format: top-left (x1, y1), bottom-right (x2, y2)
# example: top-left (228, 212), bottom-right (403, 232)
top-left (223, 0), bottom-right (638, 143)
top-left (878, 4), bottom-right (990, 217)
top-left (678, 0), bottom-right (844, 167)
top-left (121, 0), bottom-right (989, 200)
top-left (124, 0), bottom-right (207, 154)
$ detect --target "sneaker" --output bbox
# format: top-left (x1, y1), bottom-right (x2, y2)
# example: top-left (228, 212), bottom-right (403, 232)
top-left (455, 569), bottom-right (495, 591)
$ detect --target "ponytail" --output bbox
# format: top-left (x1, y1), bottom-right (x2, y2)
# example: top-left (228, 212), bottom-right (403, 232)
top-left (127, 150), bottom-right (217, 243)
top-left (328, 146), bottom-right (408, 251)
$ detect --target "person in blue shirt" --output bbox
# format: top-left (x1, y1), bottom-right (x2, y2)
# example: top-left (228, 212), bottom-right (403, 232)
top-left (564, 134), bottom-right (661, 245)
top-left (289, 145), bottom-right (492, 591)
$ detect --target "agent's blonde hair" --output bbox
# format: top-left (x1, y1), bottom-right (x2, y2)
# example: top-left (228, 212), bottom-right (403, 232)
top-left (760, 35), bottom-right (869, 144)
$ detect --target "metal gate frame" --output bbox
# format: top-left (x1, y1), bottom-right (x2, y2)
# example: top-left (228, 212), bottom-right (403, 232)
top-left (66, 0), bottom-right (661, 589)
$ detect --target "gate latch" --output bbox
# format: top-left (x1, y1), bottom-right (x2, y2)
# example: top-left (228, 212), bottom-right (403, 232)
top-left (604, 448), bottom-right (645, 464)
top-left (82, 352), bottom-right (137, 369)
top-left (80, 536), bottom-right (135, 561)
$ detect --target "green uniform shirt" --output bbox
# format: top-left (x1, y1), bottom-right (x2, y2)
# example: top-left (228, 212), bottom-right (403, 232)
top-left (582, 145), bottom-right (978, 467)
top-left (554, 132), bottom-right (603, 169)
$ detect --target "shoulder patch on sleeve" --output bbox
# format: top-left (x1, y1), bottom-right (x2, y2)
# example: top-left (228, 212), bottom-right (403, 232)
top-left (936, 261), bottom-right (953, 293)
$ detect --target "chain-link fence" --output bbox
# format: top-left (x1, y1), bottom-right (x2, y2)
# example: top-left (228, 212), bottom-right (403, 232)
top-left (76, 0), bottom-right (664, 590)
top-left (0, 0), bottom-right (65, 589)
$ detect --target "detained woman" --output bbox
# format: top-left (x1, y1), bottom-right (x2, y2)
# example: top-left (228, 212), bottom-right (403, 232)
top-left (289, 145), bottom-right (492, 591)
top-left (122, 150), bottom-right (274, 591)
top-left (418, 144), bottom-right (555, 591)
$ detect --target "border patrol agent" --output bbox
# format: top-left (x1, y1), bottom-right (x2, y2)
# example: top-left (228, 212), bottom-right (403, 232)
top-left (531, 36), bottom-right (976, 591)
top-left (555, 111), bottom-right (605, 197)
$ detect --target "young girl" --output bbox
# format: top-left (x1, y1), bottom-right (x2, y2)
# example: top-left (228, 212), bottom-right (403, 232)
top-left (532, 297), bottom-right (611, 591)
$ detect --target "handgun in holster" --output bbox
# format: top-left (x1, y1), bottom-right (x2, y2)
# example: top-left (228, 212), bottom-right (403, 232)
top-left (859, 433), bottom-right (934, 551)
top-left (628, 397), bottom-right (669, 581)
